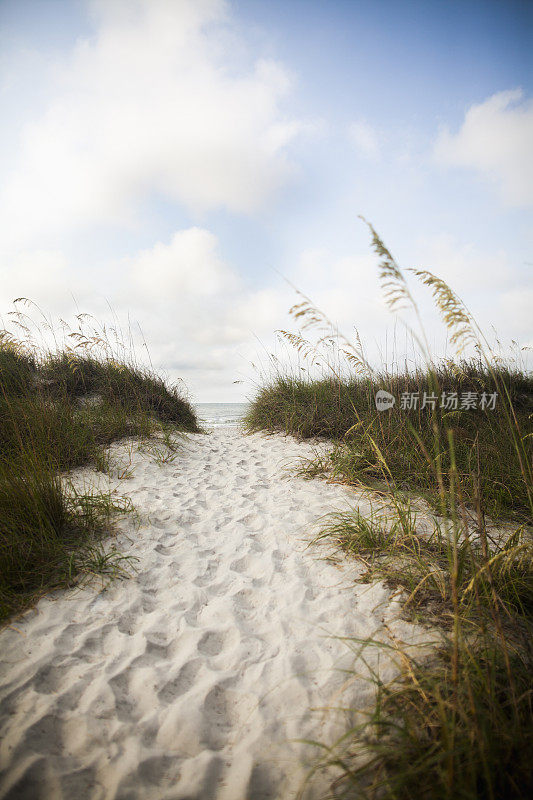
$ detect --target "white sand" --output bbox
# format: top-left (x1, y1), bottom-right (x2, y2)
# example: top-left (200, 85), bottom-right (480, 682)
top-left (0, 428), bottom-right (427, 800)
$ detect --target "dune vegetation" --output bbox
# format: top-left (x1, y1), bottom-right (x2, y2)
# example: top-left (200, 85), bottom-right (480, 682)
top-left (246, 222), bottom-right (533, 799)
top-left (247, 361), bottom-right (532, 523)
top-left (0, 307), bottom-right (199, 623)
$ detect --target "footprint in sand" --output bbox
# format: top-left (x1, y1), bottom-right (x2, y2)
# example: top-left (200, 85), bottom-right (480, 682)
top-left (32, 663), bottom-right (71, 695)
top-left (201, 680), bottom-right (256, 751)
top-left (157, 659), bottom-right (203, 703)
top-left (229, 555), bottom-right (251, 573)
top-left (197, 630), bottom-right (228, 656)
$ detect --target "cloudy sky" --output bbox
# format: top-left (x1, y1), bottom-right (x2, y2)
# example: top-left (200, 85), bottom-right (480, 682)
top-left (1, 0), bottom-right (531, 400)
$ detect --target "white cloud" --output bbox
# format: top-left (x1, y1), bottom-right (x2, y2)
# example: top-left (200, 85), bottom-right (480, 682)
top-left (500, 287), bottom-right (533, 338)
top-left (288, 238), bottom-right (533, 367)
top-left (412, 234), bottom-right (514, 294)
top-left (1, 227), bottom-right (531, 399)
top-left (292, 248), bottom-right (385, 327)
top-left (0, 250), bottom-right (80, 313)
top-left (434, 89), bottom-right (533, 206)
top-left (348, 120), bottom-right (381, 160)
top-left (408, 235), bottom-right (532, 361)
top-left (0, 0), bottom-right (303, 249)
top-left (131, 228), bottom-right (238, 300)
top-left (0, 226), bottom-right (292, 399)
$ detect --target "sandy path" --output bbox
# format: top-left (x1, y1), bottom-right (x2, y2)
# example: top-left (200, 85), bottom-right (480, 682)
top-left (0, 428), bottom-right (424, 800)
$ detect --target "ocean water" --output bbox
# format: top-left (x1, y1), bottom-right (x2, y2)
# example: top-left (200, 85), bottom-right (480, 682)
top-left (195, 402), bottom-right (249, 428)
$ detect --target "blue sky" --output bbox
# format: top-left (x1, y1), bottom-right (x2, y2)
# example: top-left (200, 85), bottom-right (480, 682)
top-left (0, 0), bottom-right (531, 400)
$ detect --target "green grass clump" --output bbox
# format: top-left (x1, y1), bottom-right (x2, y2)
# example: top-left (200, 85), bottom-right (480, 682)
top-left (310, 497), bottom-right (533, 799)
top-left (0, 343), bottom-right (36, 396)
top-left (41, 353), bottom-right (198, 427)
top-left (328, 639), bottom-right (533, 800)
top-left (317, 504), bottom-right (533, 619)
top-left (246, 363), bottom-right (532, 522)
top-left (0, 320), bottom-right (199, 624)
top-left (0, 461), bottom-right (133, 621)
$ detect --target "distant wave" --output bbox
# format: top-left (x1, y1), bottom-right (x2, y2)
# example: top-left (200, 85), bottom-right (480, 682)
top-left (195, 403), bottom-right (248, 427)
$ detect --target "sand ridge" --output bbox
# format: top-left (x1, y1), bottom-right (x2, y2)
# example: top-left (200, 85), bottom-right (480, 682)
top-left (0, 428), bottom-right (425, 799)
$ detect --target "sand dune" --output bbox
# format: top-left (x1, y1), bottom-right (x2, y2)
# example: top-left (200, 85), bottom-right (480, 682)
top-left (0, 428), bottom-right (426, 799)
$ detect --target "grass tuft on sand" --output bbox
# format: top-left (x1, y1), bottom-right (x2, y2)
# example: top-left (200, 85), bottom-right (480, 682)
top-left (0, 316), bottom-right (199, 624)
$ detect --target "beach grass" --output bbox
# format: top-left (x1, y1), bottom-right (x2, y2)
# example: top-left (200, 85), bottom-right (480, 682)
top-left (0, 315), bottom-right (199, 623)
top-left (246, 222), bottom-right (533, 799)
top-left (246, 362), bottom-right (532, 523)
